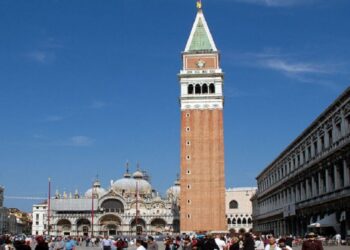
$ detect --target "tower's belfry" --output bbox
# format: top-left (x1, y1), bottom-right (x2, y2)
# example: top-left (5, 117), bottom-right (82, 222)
top-left (179, 2), bottom-right (226, 233)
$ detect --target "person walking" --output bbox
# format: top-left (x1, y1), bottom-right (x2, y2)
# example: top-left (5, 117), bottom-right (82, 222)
top-left (147, 236), bottom-right (158, 250)
top-left (264, 238), bottom-right (281, 250)
top-left (136, 239), bottom-right (146, 250)
top-left (277, 239), bottom-right (292, 250)
top-left (101, 236), bottom-right (112, 250)
top-left (301, 233), bottom-right (323, 250)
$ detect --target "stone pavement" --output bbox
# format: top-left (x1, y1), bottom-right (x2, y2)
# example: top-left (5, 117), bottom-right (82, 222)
top-left (76, 244), bottom-right (350, 250)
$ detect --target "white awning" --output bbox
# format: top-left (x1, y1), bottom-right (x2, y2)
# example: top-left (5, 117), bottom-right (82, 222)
top-left (308, 213), bottom-right (337, 228)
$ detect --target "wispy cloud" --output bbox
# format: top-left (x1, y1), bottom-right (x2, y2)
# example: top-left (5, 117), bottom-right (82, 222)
top-left (229, 49), bottom-right (345, 88)
top-left (234, 0), bottom-right (317, 7)
top-left (27, 51), bottom-right (55, 64)
top-left (68, 136), bottom-right (94, 147)
top-left (32, 134), bottom-right (94, 147)
top-left (90, 101), bottom-right (107, 109)
top-left (44, 115), bottom-right (64, 122)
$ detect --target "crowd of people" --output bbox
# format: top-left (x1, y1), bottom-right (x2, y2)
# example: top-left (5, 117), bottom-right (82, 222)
top-left (0, 232), bottom-right (329, 250)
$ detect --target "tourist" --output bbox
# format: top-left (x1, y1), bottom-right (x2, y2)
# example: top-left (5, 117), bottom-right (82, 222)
top-left (136, 239), bottom-right (146, 250)
top-left (64, 237), bottom-right (75, 250)
top-left (164, 237), bottom-right (172, 250)
top-left (147, 236), bottom-right (158, 250)
top-left (242, 233), bottom-right (254, 250)
top-left (182, 236), bottom-right (192, 250)
top-left (277, 239), bottom-right (292, 250)
top-left (214, 235), bottom-right (226, 250)
top-left (254, 236), bottom-right (264, 250)
top-left (335, 233), bottom-right (341, 245)
top-left (203, 234), bottom-right (219, 250)
top-left (35, 236), bottom-right (48, 250)
top-left (229, 236), bottom-right (239, 250)
top-left (101, 236), bottom-right (112, 250)
top-left (264, 238), bottom-right (281, 250)
top-left (301, 233), bottom-right (323, 250)
top-left (4, 239), bottom-right (14, 250)
top-left (53, 237), bottom-right (64, 250)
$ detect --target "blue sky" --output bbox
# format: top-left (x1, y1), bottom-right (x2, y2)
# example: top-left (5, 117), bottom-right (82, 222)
top-left (1, 0), bottom-right (349, 211)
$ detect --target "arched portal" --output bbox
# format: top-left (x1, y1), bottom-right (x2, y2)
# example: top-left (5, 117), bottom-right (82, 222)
top-left (99, 214), bottom-right (122, 236)
top-left (150, 218), bottom-right (167, 234)
top-left (56, 219), bottom-right (72, 236)
top-left (76, 218), bottom-right (91, 236)
top-left (130, 218), bottom-right (146, 235)
top-left (101, 199), bottom-right (124, 213)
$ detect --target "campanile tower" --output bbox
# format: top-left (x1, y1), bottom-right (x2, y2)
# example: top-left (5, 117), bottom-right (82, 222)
top-left (179, 2), bottom-right (226, 233)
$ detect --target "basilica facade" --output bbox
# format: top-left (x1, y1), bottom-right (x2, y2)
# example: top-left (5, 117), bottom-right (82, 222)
top-left (32, 168), bottom-right (180, 236)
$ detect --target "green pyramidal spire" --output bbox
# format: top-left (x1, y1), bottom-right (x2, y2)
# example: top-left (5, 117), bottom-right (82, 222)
top-left (185, 10), bottom-right (217, 53)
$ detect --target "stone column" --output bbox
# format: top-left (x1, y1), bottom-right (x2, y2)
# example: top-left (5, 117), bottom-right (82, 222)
top-left (318, 172), bottom-right (323, 195)
top-left (295, 185), bottom-right (299, 202)
top-left (300, 182), bottom-right (305, 201)
top-left (312, 175), bottom-right (317, 197)
top-left (344, 159), bottom-right (350, 186)
top-left (305, 179), bottom-right (310, 199)
top-left (325, 168), bottom-right (330, 193)
top-left (334, 163), bottom-right (340, 190)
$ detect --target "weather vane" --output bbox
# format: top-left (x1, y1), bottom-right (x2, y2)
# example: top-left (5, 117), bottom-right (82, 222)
top-left (196, 0), bottom-right (202, 10)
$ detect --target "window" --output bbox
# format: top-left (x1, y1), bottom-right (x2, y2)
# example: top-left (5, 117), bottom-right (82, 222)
top-left (36, 222), bottom-right (39, 225)
top-left (328, 130), bottom-right (333, 146)
top-left (187, 184), bottom-right (191, 189)
top-left (187, 170), bottom-right (191, 175)
top-left (186, 155), bottom-right (191, 160)
top-left (36, 214), bottom-right (39, 220)
top-left (229, 200), bottom-right (238, 209)
top-left (202, 84), bottom-right (208, 94)
top-left (188, 85), bottom-right (194, 94)
top-left (186, 113), bottom-right (190, 117)
top-left (187, 214), bottom-right (191, 219)
top-left (187, 200), bottom-right (191, 204)
top-left (320, 136), bottom-right (325, 150)
top-left (209, 83), bottom-right (215, 93)
top-left (186, 127), bottom-right (190, 132)
top-left (186, 141), bottom-right (191, 146)
top-left (195, 84), bottom-right (201, 94)
top-left (313, 141), bottom-right (318, 155)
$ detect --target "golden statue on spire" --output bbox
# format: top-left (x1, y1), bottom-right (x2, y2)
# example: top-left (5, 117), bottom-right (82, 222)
top-left (196, 0), bottom-right (202, 10)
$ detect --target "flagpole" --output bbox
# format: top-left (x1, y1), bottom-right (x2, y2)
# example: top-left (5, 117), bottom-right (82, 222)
top-left (91, 181), bottom-right (94, 237)
top-left (48, 177), bottom-right (51, 236)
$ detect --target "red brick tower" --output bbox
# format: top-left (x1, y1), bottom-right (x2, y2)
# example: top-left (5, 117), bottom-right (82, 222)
top-left (179, 3), bottom-right (226, 233)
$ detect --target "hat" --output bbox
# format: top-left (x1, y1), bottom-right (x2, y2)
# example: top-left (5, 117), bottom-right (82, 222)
top-left (306, 232), bottom-right (317, 238)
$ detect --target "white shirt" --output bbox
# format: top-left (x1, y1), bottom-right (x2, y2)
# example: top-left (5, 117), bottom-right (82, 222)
top-left (136, 245), bottom-right (146, 250)
top-left (215, 238), bottom-right (226, 250)
top-left (265, 244), bottom-right (281, 250)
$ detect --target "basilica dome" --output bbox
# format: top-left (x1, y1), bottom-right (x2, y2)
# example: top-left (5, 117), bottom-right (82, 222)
top-left (112, 170), bottom-right (152, 195)
top-left (167, 179), bottom-right (180, 200)
top-left (85, 179), bottom-right (106, 198)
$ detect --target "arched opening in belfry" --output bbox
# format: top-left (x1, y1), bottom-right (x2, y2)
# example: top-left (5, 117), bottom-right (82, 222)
top-left (188, 84), bottom-right (194, 94)
top-left (195, 84), bottom-right (201, 94)
top-left (209, 83), bottom-right (215, 94)
top-left (202, 84), bottom-right (208, 94)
